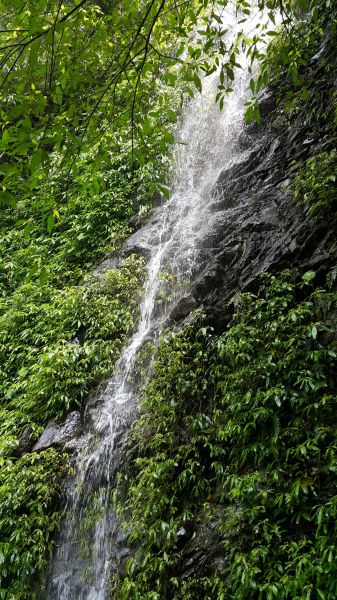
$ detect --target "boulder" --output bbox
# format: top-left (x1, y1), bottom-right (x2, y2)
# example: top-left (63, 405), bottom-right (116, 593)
top-left (169, 295), bottom-right (197, 322)
top-left (33, 411), bottom-right (81, 452)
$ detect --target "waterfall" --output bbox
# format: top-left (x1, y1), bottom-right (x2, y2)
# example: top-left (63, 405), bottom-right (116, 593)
top-left (45, 12), bottom-right (255, 600)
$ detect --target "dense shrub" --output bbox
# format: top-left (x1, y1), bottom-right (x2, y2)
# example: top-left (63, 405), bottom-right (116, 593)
top-left (293, 150), bottom-right (337, 222)
top-left (114, 271), bottom-right (337, 599)
top-left (0, 449), bottom-right (68, 600)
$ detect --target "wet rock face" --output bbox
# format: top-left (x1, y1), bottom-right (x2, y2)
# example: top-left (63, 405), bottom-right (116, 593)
top-left (33, 411), bottom-right (81, 452)
top-left (170, 294), bottom-right (197, 322)
top-left (15, 426), bottom-right (35, 456)
top-left (121, 81), bottom-right (337, 337)
top-left (190, 96), bottom-right (337, 328)
top-left (122, 205), bottom-right (163, 260)
top-left (176, 506), bottom-right (226, 586)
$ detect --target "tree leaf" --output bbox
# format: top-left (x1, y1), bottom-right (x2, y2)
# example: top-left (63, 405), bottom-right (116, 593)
top-left (0, 191), bottom-right (16, 207)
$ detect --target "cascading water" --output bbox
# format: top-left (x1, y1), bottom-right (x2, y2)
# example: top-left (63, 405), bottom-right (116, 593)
top-left (45, 12), bottom-right (258, 599)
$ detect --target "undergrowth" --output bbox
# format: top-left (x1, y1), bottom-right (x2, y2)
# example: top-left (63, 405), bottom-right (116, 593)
top-left (0, 30), bottom-right (178, 586)
top-left (0, 449), bottom-right (68, 599)
top-left (0, 132), bottom-right (164, 597)
top-left (0, 252), bottom-right (144, 599)
top-left (293, 150), bottom-right (337, 222)
top-left (113, 270), bottom-right (337, 599)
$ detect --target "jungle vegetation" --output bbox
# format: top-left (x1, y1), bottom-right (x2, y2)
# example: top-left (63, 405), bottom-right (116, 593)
top-left (0, 0), bottom-right (336, 597)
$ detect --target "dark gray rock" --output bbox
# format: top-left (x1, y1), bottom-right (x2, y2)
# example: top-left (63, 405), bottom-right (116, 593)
top-left (122, 206), bottom-right (163, 259)
top-left (169, 295), bottom-right (197, 322)
top-left (128, 206), bottom-right (158, 231)
top-left (182, 88), bottom-right (337, 330)
top-left (87, 256), bottom-right (120, 282)
top-left (33, 411), bottom-right (81, 452)
top-left (258, 89), bottom-right (276, 118)
top-left (15, 426), bottom-right (35, 456)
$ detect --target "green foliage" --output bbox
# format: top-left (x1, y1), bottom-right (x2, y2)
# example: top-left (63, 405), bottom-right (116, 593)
top-left (0, 1), bottom-right (336, 597)
top-left (293, 150), bottom-right (337, 222)
top-left (0, 448), bottom-right (68, 599)
top-left (0, 134), bottom-right (165, 295)
top-left (0, 254), bottom-right (144, 423)
top-left (114, 271), bottom-right (337, 599)
top-left (0, 0), bottom-right (328, 177)
top-left (0, 3), bottom-right (183, 588)
top-left (0, 2), bottom-right (188, 595)
top-left (0, 252), bottom-right (144, 597)
top-left (246, 0), bottom-right (337, 122)
top-left (258, 16), bottom-right (323, 90)
top-left (0, 0), bottom-right (226, 197)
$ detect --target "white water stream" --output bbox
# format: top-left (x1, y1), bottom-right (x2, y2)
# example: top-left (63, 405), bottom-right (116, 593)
top-left (45, 11), bottom-right (259, 599)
